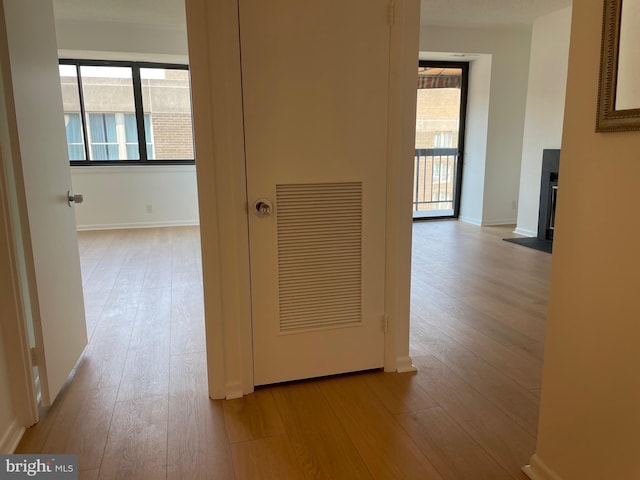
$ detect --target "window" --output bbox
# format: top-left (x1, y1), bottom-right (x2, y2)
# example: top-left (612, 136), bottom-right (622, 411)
top-left (434, 131), bottom-right (453, 148)
top-left (58, 60), bottom-right (194, 165)
top-left (64, 113), bottom-right (85, 160)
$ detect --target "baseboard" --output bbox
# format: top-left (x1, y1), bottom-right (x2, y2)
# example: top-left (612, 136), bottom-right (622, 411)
top-left (523, 454), bottom-right (564, 480)
top-left (514, 227), bottom-right (537, 237)
top-left (458, 215), bottom-right (482, 226)
top-left (482, 218), bottom-right (517, 226)
top-left (459, 216), bottom-right (518, 227)
top-left (0, 418), bottom-right (25, 453)
top-left (396, 355), bottom-right (417, 373)
top-left (76, 220), bottom-right (199, 231)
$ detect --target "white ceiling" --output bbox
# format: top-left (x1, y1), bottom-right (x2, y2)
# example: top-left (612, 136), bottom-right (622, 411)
top-left (53, 0), bottom-right (572, 28)
top-left (420, 0), bottom-right (572, 28)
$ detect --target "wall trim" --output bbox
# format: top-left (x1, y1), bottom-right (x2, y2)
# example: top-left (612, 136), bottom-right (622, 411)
top-left (514, 227), bottom-right (537, 237)
top-left (482, 218), bottom-right (517, 226)
top-left (76, 220), bottom-right (199, 231)
top-left (186, 0), bottom-right (254, 399)
top-left (396, 355), bottom-right (417, 373)
top-left (458, 215), bottom-right (482, 226)
top-left (383, 0), bottom-right (421, 374)
top-left (0, 418), bottom-right (25, 453)
top-left (523, 454), bottom-right (565, 480)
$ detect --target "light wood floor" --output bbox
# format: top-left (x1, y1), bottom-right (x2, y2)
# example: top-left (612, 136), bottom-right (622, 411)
top-left (17, 221), bottom-right (550, 480)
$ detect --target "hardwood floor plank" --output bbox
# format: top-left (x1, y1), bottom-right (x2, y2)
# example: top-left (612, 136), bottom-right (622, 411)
top-left (15, 390), bottom-right (67, 454)
top-left (410, 321), bottom-right (540, 435)
top-left (116, 287), bottom-right (171, 401)
top-left (410, 296), bottom-right (543, 390)
top-left (223, 389), bottom-right (286, 443)
top-left (84, 301), bottom-right (105, 342)
top-left (89, 302), bottom-right (137, 344)
top-left (510, 342), bottom-right (546, 363)
top-left (231, 435), bottom-right (305, 480)
top-left (98, 395), bottom-right (168, 480)
top-left (411, 354), bottom-right (536, 476)
top-left (143, 246), bottom-right (173, 289)
top-left (71, 339), bottom-right (129, 392)
top-left (459, 295), bottom-right (546, 343)
top-left (104, 267), bottom-right (147, 307)
top-left (79, 469), bottom-right (100, 480)
top-left (170, 283), bottom-right (206, 355)
top-left (42, 386), bottom-right (118, 471)
top-left (168, 353), bottom-right (235, 480)
top-left (271, 381), bottom-right (373, 480)
top-left (116, 339), bottom-right (170, 402)
top-left (411, 280), bottom-right (539, 347)
top-left (128, 287), bottom-right (172, 348)
top-left (320, 374), bottom-right (444, 480)
top-left (363, 370), bottom-right (438, 415)
top-left (396, 406), bottom-right (512, 480)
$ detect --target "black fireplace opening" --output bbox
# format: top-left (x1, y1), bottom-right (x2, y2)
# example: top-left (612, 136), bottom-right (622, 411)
top-left (538, 149), bottom-right (560, 242)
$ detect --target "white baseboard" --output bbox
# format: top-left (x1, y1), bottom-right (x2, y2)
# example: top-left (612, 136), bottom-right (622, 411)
top-left (523, 454), bottom-right (564, 480)
top-left (76, 220), bottom-right (199, 231)
top-left (482, 218), bottom-right (517, 226)
top-left (459, 216), bottom-right (517, 227)
top-left (514, 227), bottom-right (537, 237)
top-left (458, 215), bottom-right (482, 226)
top-left (0, 418), bottom-right (25, 453)
top-left (396, 356), bottom-right (417, 373)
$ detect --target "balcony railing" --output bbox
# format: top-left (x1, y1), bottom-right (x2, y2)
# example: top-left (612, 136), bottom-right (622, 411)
top-left (413, 148), bottom-right (458, 215)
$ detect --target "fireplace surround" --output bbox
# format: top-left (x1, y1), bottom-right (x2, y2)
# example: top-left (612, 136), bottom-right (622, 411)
top-left (538, 149), bottom-right (560, 242)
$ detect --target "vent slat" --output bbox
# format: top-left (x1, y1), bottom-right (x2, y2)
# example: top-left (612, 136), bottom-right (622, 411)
top-left (277, 182), bottom-right (362, 333)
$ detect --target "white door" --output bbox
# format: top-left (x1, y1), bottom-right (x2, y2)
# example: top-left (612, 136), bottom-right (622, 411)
top-left (241, 0), bottom-right (391, 385)
top-left (2, 0), bottom-right (87, 406)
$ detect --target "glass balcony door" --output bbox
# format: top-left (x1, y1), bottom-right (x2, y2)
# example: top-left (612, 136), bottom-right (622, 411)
top-left (413, 61), bottom-right (468, 219)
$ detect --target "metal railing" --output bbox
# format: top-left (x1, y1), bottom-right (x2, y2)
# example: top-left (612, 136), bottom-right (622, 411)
top-left (413, 148), bottom-right (458, 213)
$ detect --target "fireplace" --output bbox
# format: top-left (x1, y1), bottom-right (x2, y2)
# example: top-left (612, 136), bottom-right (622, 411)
top-left (537, 149), bottom-right (560, 241)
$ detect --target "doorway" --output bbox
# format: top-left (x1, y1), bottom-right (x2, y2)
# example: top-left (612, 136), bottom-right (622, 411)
top-left (413, 61), bottom-right (469, 219)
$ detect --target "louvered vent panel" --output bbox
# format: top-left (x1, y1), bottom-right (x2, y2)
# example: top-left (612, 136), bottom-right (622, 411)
top-left (276, 182), bottom-right (362, 332)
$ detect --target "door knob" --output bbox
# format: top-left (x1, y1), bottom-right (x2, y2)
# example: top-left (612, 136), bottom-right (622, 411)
top-left (254, 199), bottom-right (272, 217)
top-left (67, 190), bottom-right (84, 207)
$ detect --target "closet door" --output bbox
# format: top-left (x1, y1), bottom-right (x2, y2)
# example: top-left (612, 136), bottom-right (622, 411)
top-left (240, 0), bottom-right (391, 385)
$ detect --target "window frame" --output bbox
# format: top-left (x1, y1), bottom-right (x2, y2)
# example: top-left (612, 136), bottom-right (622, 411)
top-left (59, 59), bottom-right (195, 166)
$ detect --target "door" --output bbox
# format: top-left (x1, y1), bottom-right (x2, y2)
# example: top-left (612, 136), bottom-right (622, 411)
top-left (413, 61), bottom-right (468, 219)
top-left (241, 0), bottom-right (390, 385)
top-left (2, 0), bottom-right (87, 406)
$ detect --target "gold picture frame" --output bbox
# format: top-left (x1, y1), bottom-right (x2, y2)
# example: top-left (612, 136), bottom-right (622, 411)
top-left (596, 0), bottom-right (640, 132)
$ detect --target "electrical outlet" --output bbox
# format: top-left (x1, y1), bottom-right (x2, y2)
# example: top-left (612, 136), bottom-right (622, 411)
top-left (146, 204), bottom-right (153, 214)
top-left (511, 200), bottom-right (517, 210)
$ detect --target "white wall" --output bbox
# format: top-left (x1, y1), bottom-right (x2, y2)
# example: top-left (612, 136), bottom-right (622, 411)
top-left (55, 19), bottom-right (199, 230)
top-left (56, 19), bottom-right (188, 63)
top-left (71, 165), bottom-right (199, 230)
top-left (515, 7), bottom-right (572, 237)
top-left (530, 0), bottom-right (640, 477)
top-left (419, 26), bottom-right (532, 225)
top-left (459, 54), bottom-right (491, 224)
